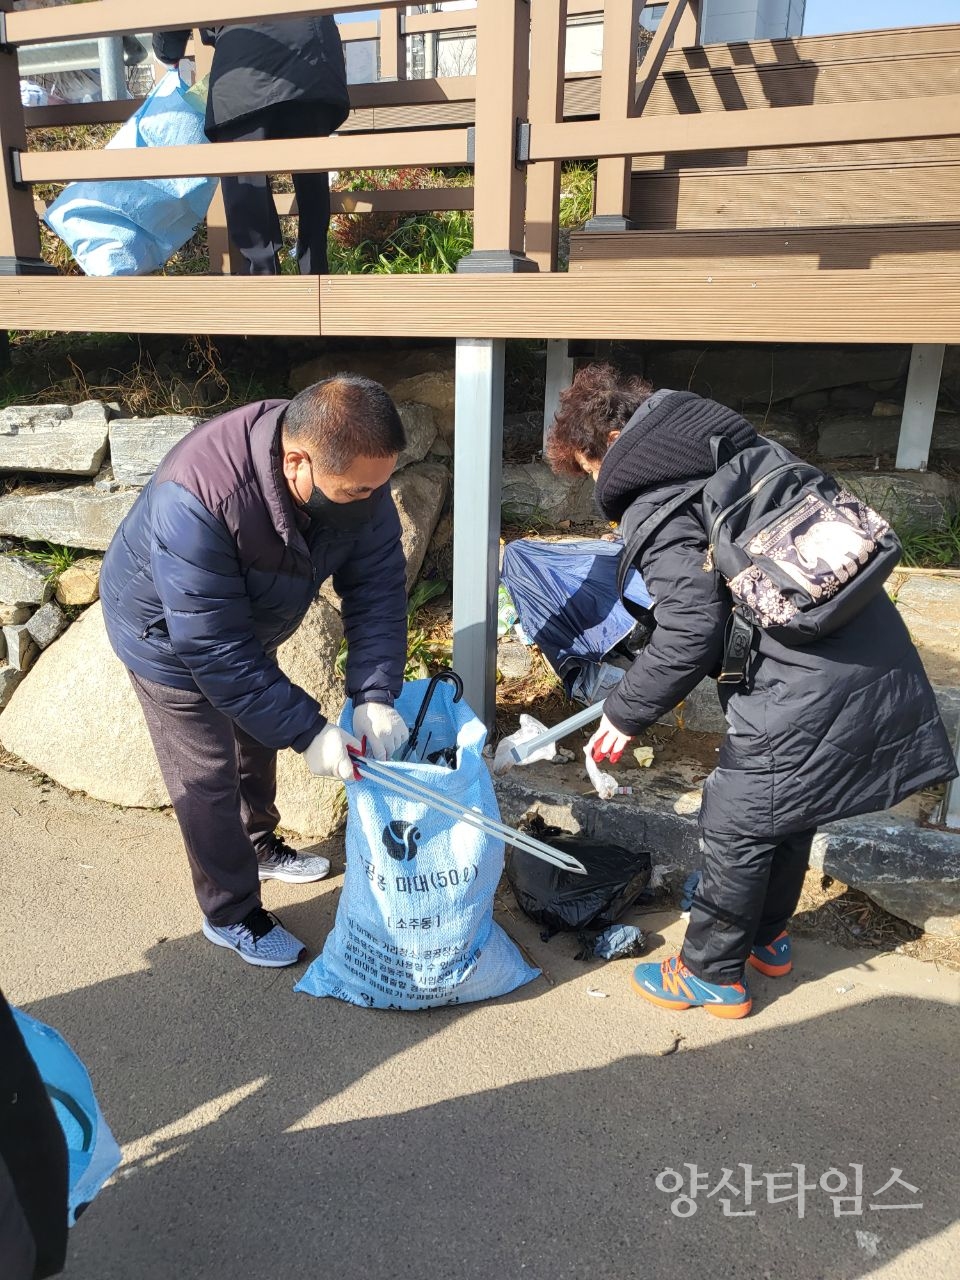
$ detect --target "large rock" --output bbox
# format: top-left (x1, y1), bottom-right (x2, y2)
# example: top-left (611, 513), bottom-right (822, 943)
top-left (837, 470), bottom-right (959, 531)
top-left (391, 462), bottom-right (449, 590)
top-left (819, 413), bottom-right (960, 460)
top-left (504, 411), bottom-right (544, 462)
top-left (743, 409), bottom-right (811, 456)
top-left (0, 401), bottom-right (110, 476)
top-left (501, 462), bottom-right (597, 525)
top-left (25, 601), bottom-right (67, 650)
top-left (395, 402), bottom-right (438, 471)
top-left (55, 556), bottom-right (101, 607)
top-left (289, 348), bottom-right (456, 437)
top-left (109, 415), bottom-right (201, 487)
top-left (818, 415), bottom-right (899, 459)
top-left (0, 554), bottom-right (53, 606)
top-left (0, 482), bottom-right (137, 551)
top-left (889, 570), bottom-right (960, 686)
top-left (273, 596), bottom-right (347, 839)
top-left (0, 666), bottom-right (23, 712)
top-left (644, 345), bottom-right (911, 409)
top-left (3, 623), bottom-right (37, 673)
top-left (290, 345), bottom-right (454, 399)
top-left (389, 371), bottom-right (456, 439)
top-left (0, 598), bottom-right (349, 840)
top-left (0, 603), bottom-right (169, 808)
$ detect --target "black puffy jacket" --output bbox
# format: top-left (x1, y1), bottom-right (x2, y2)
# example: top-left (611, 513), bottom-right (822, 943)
top-left (599, 406), bottom-right (957, 840)
top-left (153, 19), bottom-right (350, 135)
top-left (100, 400), bottom-right (408, 754)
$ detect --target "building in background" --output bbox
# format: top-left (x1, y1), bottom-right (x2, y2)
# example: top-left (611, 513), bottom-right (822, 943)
top-left (699, 0), bottom-right (805, 43)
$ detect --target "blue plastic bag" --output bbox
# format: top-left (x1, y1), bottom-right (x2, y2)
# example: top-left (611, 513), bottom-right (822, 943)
top-left (296, 680), bottom-right (540, 1010)
top-left (44, 72), bottom-right (218, 276)
top-left (501, 538), bottom-right (653, 701)
top-left (12, 1008), bottom-right (121, 1225)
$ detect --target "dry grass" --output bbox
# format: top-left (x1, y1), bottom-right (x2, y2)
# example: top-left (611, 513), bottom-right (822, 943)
top-left (793, 870), bottom-right (960, 969)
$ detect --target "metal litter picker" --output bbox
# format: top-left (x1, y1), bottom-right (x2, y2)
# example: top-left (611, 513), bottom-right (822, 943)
top-left (351, 754), bottom-right (588, 875)
top-left (508, 701), bottom-right (605, 764)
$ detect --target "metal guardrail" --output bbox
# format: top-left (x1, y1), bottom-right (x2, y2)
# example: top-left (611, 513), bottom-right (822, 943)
top-left (17, 33), bottom-right (150, 77)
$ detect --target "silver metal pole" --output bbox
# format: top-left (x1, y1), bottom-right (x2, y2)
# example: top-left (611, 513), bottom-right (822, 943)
top-left (543, 338), bottom-right (574, 455)
top-left (97, 36), bottom-right (129, 102)
top-left (452, 337), bottom-right (505, 732)
top-left (896, 344), bottom-right (945, 471)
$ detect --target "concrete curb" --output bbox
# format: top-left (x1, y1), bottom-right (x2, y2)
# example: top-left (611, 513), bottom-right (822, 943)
top-left (494, 766), bottom-right (960, 938)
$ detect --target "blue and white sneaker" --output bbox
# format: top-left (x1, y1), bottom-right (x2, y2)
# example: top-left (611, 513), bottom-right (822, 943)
top-left (748, 931), bottom-right (792, 977)
top-left (202, 907), bottom-right (305, 968)
top-left (256, 834), bottom-right (330, 884)
top-left (631, 954), bottom-right (752, 1019)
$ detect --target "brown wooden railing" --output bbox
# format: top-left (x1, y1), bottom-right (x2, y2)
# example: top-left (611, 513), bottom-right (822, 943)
top-left (1, 1), bottom-right (959, 340)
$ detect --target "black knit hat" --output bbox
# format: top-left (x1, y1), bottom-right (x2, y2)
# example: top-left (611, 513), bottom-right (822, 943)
top-left (595, 389), bottom-right (758, 522)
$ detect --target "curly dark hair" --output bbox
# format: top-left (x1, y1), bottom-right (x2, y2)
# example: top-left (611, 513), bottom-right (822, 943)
top-left (546, 364), bottom-right (653, 476)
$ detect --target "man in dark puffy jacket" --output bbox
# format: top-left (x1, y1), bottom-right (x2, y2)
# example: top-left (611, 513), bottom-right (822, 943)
top-left (549, 364), bottom-right (957, 1019)
top-left (153, 19), bottom-right (350, 274)
top-left (101, 377), bottom-right (410, 968)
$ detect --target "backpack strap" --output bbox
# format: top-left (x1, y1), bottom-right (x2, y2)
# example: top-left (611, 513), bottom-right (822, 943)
top-left (616, 479), bottom-right (709, 619)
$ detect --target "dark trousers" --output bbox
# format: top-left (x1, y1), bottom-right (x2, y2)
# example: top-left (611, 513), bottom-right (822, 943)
top-left (681, 827), bottom-right (815, 985)
top-left (210, 102), bottom-right (342, 275)
top-left (129, 671), bottom-right (280, 926)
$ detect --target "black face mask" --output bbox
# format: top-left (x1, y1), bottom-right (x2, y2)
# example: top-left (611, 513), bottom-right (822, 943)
top-left (301, 479), bottom-right (375, 532)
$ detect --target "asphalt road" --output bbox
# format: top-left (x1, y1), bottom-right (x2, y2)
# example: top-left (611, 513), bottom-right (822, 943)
top-left (2, 766), bottom-right (957, 1280)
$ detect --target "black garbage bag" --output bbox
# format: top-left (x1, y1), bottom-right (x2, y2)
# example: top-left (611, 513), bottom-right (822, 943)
top-left (505, 815), bottom-right (652, 935)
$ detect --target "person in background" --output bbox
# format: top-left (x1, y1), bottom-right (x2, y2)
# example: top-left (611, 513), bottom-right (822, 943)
top-left (100, 377), bottom-right (410, 969)
top-left (153, 19), bottom-right (350, 274)
top-left (548, 364), bottom-right (957, 1019)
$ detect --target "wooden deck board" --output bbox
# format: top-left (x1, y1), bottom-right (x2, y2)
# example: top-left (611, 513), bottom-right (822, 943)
top-left (0, 277), bottom-right (320, 336)
top-left (316, 272), bottom-right (960, 342)
top-left (570, 225), bottom-right (960, 273)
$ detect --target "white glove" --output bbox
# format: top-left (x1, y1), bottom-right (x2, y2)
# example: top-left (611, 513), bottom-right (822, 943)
top-left (353, 702), bottom-right (409, 762)
top-left (303, 724), bottom-right (363, 782)
top-left (586, 715), bottom-right (632, 765)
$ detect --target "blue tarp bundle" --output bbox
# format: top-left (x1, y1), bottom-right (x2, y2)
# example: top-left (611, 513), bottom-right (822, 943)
top-left (500, 539), bottom-right (653, 701)
top-left (44, 72), bottom-right (218, 276)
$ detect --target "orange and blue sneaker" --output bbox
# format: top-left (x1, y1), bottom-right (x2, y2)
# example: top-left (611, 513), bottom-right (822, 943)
top-left (748, 931), bottom-right (792, 977)
top-left (631, 955), bottom-right (752, 1019)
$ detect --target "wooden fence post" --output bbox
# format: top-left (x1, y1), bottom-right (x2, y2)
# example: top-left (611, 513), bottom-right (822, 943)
top-left (378, 6), bottom-right (406, 81)
top-left (587, 0), bottom-right (643, 232)
top-left (458, 0), bottom-right (536, 272)
top-left (586, 0), bottom-right (693, 232)
top-left (192, 32), bottom-right (239, 274)
top-left (0, 0), bottom-right (50, 275)
top-left (525, 0), bottom-right (568, 272)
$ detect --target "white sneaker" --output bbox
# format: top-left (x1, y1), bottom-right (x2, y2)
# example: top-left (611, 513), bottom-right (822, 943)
top-left (256, 834), bottom-right (331, 884)
top-left (202, 908), bottom-right (304, 968)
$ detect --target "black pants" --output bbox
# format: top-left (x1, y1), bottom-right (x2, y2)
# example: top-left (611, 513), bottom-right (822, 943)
top-left (129, 671), bottom-right (280, 926)
top-left (681, 827), bottom-right (815, 985)
top-left (209, 102), bottom-right (342, 275)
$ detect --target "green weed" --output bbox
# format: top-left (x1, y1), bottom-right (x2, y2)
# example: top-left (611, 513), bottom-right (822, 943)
top-left (896, 509), bottom-right (960, 569)
top-left (17, 541), bottom-right (82, 581)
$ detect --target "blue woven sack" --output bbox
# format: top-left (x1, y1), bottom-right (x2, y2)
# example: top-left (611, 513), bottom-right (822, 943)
top-left (44, 71), bottom-right (218, 276)
top-left (296, 680), bottom-right (539, 1010)
top-left (12, 1007), bottom-right (121, 1225)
